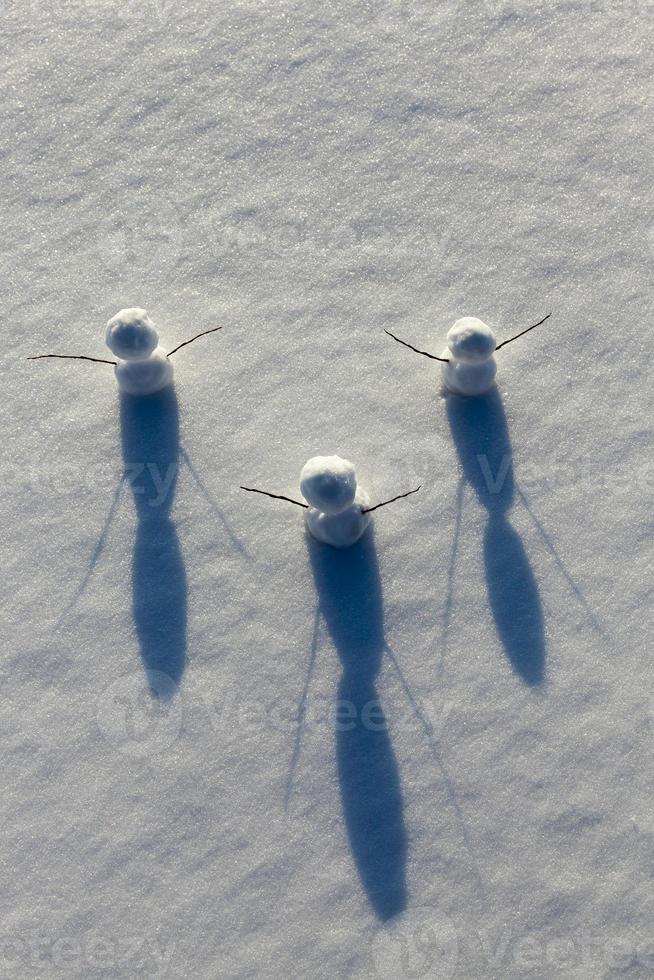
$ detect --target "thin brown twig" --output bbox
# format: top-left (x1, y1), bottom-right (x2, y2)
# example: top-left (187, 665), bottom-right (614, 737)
top-left (167, 326), bottom-right (223, 358)
top-left (240, 486), bottom-right (309, 509)
top-left (385, 330), bottom-right (450, 363)
top-left (27, 354), bottom-right (116, 365)
top-left (495, 312), bottom-right (552, 352)
top-left (362, 485), bottom-right (421, 514)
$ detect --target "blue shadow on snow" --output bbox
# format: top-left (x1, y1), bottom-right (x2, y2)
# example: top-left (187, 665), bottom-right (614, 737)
top-left (445, 388), bottom-right (545, 686)
top-left (120, 385), bottom-right (187, 697)
top-left (307, 528), bottom-right (407, 921)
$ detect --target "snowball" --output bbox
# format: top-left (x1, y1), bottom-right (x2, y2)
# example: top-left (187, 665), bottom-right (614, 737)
top-left (441, 351), bottom-right (497, 396)
top-left (446, 317), bottom-right (496, 364)
top-left (106, 308), bottom-right (159, 361)
top-left (300, 456), bottom-right (357, 514)
top-left (114, 347), bottom-right (173, 395)
top-left (305, 486), bottom-right (371, 548)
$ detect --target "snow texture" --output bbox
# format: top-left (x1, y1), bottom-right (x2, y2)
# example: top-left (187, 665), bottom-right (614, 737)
top-left (2, 0), bottom-right (653, 978)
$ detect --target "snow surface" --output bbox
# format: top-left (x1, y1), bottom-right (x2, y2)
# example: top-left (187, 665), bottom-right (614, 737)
top-left (1, 0), bottom-right (653, 978)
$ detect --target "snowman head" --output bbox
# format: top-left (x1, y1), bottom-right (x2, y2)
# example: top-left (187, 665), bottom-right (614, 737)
top-left (300, 455), bottom-right (357, 514)
top-left (447, 317), bottom-right (496, 363)
top-left (106, 308), bottom-right (159, 361)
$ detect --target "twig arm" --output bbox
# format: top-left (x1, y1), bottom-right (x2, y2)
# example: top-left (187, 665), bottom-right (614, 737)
top-left (240, 486), bottom-right (308, 509)
top-left (495, 313), bottom-right (552, 352)
top-left (385, 330), bottom-right (449, 363)
top-left (362, 485), bottom-right (421, 514)
top-left (28, 354), bottom-right (116, 365)
top-left (167, 326), bottom-right (222, 358)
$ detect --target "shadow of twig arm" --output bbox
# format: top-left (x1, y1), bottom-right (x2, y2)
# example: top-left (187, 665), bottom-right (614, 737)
top-left (284, 606), bottom-right (322, 811)
top-left (55, 476), bottom-right (126, 628)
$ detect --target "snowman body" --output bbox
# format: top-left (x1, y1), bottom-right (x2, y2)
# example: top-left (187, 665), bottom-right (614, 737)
top-left (106, 308), bottom-right (173, 396)
top-left (300, 456), bottom-right (371, 548)
top-left (441, 317), bottom-right (497, 396)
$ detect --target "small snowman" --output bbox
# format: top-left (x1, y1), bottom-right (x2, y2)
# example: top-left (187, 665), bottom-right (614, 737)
top-left (105, 308), bottom-right (173, 395)
top-left (300, 456), bottom-right (371, 548)
top-left (440, 317), bottom-right (497, 396)
top-left (242, 455), bottom-right (420, 549)
top-left (386, 313), bottom-right (551, 396)
top-left (30, 308), bottom-right (221, 393)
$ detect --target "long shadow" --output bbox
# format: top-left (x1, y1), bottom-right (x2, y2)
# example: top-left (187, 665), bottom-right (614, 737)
top-left (120, 385), bottom-right (187, 697)
top-left (445, 389), bottom-right (545, 686)
top-left (307, 529), bottom-right (407, 921)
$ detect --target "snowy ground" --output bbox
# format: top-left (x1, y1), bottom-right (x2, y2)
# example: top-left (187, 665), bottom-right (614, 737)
top-left (1, 0), bottom-right (653, 977)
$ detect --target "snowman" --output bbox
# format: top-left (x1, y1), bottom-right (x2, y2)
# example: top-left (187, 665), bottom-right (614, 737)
top-left (30, 307), bottom-right (221, 393)
top-left (386, 313), bottom-right (551, 396)
top-left (105, 308), bottom-right (173, 395)
top-left (241, 455), bottom-right (420, 548)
